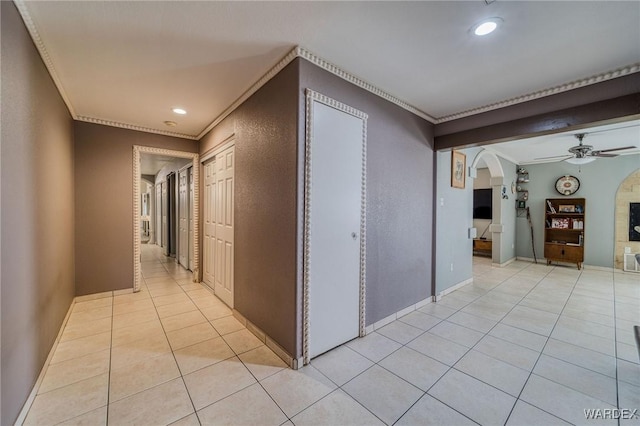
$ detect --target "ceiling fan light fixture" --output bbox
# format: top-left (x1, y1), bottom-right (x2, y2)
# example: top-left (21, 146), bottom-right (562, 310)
top-left (565, 157), bottom-right (596, 165)
top-left (472, 18), bottom-right (502, 36)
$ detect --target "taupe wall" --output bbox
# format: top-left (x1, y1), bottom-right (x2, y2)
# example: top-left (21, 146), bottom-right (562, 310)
top-left (298, 59), bottom-right (435, 346)
top-left (74, 123), bottom-right (197, 295)
top-left (199, 61), bottom-right (300, 356)
top-left (1, 2), bottom-right (75, 424)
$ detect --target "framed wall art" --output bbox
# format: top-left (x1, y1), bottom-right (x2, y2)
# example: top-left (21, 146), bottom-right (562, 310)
top-left (451, 150), bottom-right (466, 189)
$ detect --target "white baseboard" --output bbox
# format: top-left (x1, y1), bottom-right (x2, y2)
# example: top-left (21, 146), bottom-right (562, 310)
top-left (492, 257), bottom-right (516, 268)
top-left (232, 309), bottom-right (298, 370)
top-left (516, 256), bottom-right (537, 263)
top-left (437, 277), bottom-right (473, 298)
top-left (364, 296), bottom-right (433, 334)
top-left (16, 298), bottom-right (76, 425)
top-left (582, 264), bottom-right (615, 272)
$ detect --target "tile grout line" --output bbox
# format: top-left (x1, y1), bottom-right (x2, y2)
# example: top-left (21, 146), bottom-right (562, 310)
top-left (408, 263), bottom-right (559, 425)
top-left (148, 244), bottom-right (287, 425)
top-left (105, 292), bottom-right (115, 425)
top-left (612, 272), bottom-right (620, 426)
top-left (328, 261), bottom-right (548, 425)
top-left (502, 266), bottom-right (588, 425)
top-left (156, 249), bottom-right (202, 425)
top-left (401, 262), bottom-right (578, 424)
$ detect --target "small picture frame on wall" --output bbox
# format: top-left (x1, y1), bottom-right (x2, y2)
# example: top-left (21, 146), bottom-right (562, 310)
top-left (451, 150), bottom-right (466, 189)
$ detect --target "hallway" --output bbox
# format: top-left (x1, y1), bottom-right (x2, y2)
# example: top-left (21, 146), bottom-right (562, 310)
top-left (21, 250), bottom-right (640, 425)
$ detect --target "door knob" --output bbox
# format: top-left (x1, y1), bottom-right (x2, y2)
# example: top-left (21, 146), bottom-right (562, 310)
top-left (351, 232), bottom-right (358, 240)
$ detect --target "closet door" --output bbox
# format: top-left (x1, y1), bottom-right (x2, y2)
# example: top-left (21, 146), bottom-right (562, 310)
top-left (307, 99), bottom-right (365, 359)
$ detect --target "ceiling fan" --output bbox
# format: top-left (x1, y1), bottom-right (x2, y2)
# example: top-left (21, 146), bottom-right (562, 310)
top-left (536, 133), bottom-right (637, 164)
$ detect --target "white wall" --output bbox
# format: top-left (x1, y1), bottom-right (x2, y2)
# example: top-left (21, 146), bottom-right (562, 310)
top-left (498, 157), bottom-right (517, 264)
top-left (435, 147), bottom-right (481, 293)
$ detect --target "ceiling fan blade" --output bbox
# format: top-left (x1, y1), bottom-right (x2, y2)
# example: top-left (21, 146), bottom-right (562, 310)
top-left (591, 153), bottom-right (618, 158)
top-left (534, 154), bottom-right (573, 161)
top-left (592, 145), bottom-right (637, 154)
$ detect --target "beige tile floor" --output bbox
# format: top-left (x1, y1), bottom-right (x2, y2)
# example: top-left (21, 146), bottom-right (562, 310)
top-left (23, 249), bottom-right (640, 425)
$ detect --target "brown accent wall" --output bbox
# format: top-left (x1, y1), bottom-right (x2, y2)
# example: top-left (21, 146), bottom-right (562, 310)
top-left (199, 61), bottom-right (299, 357)
top-left (1, 2), bottom-right (75, 424)
top-left (434, 74), bottom-right (640, 150)
top-left (435, 73), bottom-right (640, 138)
top-left (298, 59), bottom-right (435, 355)
top-left (74, 123), bottom-right (197, 295)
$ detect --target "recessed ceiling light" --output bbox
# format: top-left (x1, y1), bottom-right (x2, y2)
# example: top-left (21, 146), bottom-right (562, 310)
top-left (164, 120), bottom-right (177, 127)
top-left (172, 108), bottom-right (187, 115)
top-left (472, 18), bottom-right (503, 36)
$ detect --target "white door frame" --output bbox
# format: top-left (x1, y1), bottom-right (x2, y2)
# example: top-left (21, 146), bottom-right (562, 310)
top-left (188, 167), bottom-right (195, 272)
top-left (133, 146), bottom-right (200, 292)
top-left (178, 164), bottom-right (191, 270)
top-left (302, 90), bottom-right (368, 365)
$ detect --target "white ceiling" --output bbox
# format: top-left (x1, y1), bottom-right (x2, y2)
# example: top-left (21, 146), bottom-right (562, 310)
top-left (17, 0), bottom-right (640, 143)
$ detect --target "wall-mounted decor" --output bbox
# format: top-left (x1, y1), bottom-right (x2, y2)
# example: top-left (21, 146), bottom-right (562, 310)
top-left (451, 150), bottom-right (466, 189)
top-left (630, 203), bottom-right (640, 242)
top-left (555, 175), bottom-right (580, 195)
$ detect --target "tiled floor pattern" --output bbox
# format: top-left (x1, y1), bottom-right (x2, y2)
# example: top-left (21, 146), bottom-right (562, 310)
top-left (24, 250), bottom-right (639, 425)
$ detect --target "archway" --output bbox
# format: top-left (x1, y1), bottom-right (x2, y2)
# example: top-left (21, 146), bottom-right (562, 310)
top-left (470, 150), bottom-right (505, 264)
top-left (614, 168), bottom-right (640, 270)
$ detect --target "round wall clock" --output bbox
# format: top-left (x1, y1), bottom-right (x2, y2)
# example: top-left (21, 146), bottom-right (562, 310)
top-left (555, 175), bottom-right (580, 195)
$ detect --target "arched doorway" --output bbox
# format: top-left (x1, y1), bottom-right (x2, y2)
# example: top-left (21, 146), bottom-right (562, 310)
top-left (614, 168), bottom-right (640, 270)
top-left (470, 150), bottom-right (505, 264)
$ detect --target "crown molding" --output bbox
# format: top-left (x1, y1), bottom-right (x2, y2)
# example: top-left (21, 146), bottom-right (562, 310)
top-left (196, 45), bottom-right (437, 140)
top-left (14, 0), bottom-right (77, 118)
top-left (77, 116), bottom-right (198, 140)
top-left (436, 63), bottom-right (640, 123)
top-left (296, 47), bottom-right (437, 124)
top-left (196, 47), bottom-right (301, 139)
top-left (16, 0), bottom-right (638, 140)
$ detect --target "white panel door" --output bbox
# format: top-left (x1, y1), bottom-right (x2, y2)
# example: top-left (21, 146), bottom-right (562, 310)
top-left (214, 146), bottom-right (235, 307)
top-left (155, 183), bottom-right (162, 247)
top-left (309, 101), bottom-right (363, 359)
top-left (178, 168), bottom-right (189, 269)
top-left (203, 160), bottom-right (216, 286)
top-left (188, 167), bottom-right (195, 272)
top-left (161, 182), bottom-right (168, 255)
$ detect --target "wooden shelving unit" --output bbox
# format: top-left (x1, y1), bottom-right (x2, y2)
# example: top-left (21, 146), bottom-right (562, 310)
top-left (473, 238), bottom-right (492, 257)
top-left (544, 198), bottom-right (585, 269)
top-left (516, 168), bottom-right (529, 217)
